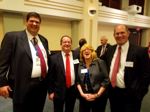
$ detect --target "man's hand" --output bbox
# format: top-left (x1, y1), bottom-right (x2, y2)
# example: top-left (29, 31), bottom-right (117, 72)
top-left (0, 86), bottom-right (12, 98)
top-left (48, 92), bottom-right (54, 100)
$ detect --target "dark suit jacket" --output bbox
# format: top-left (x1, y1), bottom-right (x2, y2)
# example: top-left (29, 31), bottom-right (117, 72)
top-left (48, 51), bottom-right (79, 100)
top-left (96, 43), bottom-right (111, 58)
top-left (0, 30), bottom-right (49, 103)
top-left (73, 47), bottom-right (80, 59)
top-left (101, 43), bottom-right (150, 100)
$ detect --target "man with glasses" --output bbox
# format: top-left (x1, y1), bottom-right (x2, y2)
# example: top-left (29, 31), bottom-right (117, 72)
top-left (0, 12), bottom-right (50, 112)
top-left (48, 35), bottom-right (79, 112)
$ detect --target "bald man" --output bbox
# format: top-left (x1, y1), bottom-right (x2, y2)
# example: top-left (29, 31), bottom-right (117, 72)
top-left (96, 36), bottom-right (111, 58)
top-left (101, 24), bottom-right (150, 112)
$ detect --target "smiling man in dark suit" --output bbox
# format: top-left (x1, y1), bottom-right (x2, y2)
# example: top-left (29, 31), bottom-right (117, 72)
top-left (48, 35), bottom-right (79, 112)
top-left (101, 24), bottom-right (150, 112)
top-left (0, 12), bottom-right (50, 112)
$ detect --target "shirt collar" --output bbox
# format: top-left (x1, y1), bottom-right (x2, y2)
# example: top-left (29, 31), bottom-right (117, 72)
top-left (26, 29), bottom-right (38, 41)
top-left (117, 40), bottom-right (129, 52)
top-left (61, 51), bottom-right (72, 57)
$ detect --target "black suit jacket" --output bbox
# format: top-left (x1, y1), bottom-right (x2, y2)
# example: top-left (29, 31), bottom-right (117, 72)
top-left (102, 43), bottom-right (150, 100)
top-left (96, 43), bottom-right (111, 58)
top-left (0, 30), bottom-right (49, 103)
top-left (73, 47), bottom-right (80, 59)
top-left (48, 51), bottom-right (79, 100)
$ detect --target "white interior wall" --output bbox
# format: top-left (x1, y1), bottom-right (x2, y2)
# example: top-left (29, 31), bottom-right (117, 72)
top-left (97, 24), bottom-right (116, 47)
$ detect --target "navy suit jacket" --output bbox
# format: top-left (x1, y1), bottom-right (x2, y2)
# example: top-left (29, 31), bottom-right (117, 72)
top-left (0, 30), bottom-right (49, 103)
top-left (101, 43), bottom-right (150, 100)
top-left (48, 51), bottom-right (79, 100)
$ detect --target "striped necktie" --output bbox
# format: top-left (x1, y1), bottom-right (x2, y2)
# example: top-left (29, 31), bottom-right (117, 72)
top-left (33, 37), bottom-right (47, 78)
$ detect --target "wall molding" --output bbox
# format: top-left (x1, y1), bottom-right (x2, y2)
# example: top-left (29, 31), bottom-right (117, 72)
top-left (0, 0), bottom-right (150, 28)
top-left (98, 6), bottom-right (150, 28)
top-left (24, 0), bottom-right (83, 14)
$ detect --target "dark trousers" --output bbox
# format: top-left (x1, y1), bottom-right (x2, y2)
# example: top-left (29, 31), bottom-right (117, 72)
top-left (53, 85), bottom-right (77, 112)
top-left (13, 79), bottom-right (47, 112)
top-left (79, 93), bottom-right (108, 112)
top-left (109, 86), bottom-right (142, 112)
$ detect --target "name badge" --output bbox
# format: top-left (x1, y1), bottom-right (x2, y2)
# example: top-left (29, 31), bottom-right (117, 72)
top-left (125, 61), bottom-right (134, 67)
top-left (36, 57), bottom-right (41, 66)
top-left (73, 59), bottom-right (79, 64)
top-left (81, 69), bottom-right (88, 74)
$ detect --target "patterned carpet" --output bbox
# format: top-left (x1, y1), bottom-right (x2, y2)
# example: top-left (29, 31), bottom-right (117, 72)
top-left (0, 86), bottom-right (150, 112)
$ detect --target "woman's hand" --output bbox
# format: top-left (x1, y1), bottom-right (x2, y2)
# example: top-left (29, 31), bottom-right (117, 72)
top-left (81, 93), bottom-right (97, 101)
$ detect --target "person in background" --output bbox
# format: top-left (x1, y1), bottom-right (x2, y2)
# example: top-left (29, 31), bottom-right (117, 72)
top-left (77, 44), bottom-right (109, 112)
top-left (0, 12), bottom-right (50, 112)
top-left (101, 24), bottom-right (150, 112)
top-left (48, 35), bottom-right (79, 112)
top-left (148, 41), bottom-right (150, 58)
top-left (74, 38), bottom-right (87, 59)
top-left (96, 36), bottom-right (111, 58)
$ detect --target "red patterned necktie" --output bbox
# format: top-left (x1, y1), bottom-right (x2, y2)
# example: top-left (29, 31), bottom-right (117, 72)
top-left (65, 53), bottom-right (71, 88)
top-left (111, 46), bottom-right (121, 87)
top-left (33, 37), bottom-right (46, 78)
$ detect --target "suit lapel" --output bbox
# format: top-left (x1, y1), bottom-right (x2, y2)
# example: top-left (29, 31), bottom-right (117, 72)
top-left (72, 52), bottom-right (78, 76)
top-left (58, 52), bottom-right (66, 75)
top-left (21, 31), bottom-right (32, 60)
top-left (126, 44), bottom-right (135, 61)
top-left (109, 45), bottom-right (117, 63)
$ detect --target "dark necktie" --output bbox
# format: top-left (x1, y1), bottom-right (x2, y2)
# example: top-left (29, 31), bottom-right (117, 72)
top-left (111, 46), bottom-right (121, 87)
top-left (65, 53), bottom-right (71, 88)
top-left (33, 37), bottom-right (46, 78)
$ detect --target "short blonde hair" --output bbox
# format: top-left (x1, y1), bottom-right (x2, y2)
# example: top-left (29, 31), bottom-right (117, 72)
top-left (80, 44), bottom-right (97, 62)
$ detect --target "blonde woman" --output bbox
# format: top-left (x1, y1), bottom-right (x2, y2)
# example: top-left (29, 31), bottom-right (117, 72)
top-left (77, 44), bottom-right (109, 112)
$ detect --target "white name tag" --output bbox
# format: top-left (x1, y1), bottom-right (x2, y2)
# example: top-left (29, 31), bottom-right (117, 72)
top-left (81, 69), bottom-right (88, 74)
top-left (73, 59), bottom-right (79, 64)
top-left (125, 61), bottom-right (134, 67)
top-left (36, 57), bottom-right (41, 66)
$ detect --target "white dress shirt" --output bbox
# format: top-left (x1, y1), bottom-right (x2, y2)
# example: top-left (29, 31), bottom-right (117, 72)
top-left (61, 51), bottom-right (75, 86)
top-left (26, 30), bottom-right (48, 78)
top-left (109, 41), bottom-right (129, 88)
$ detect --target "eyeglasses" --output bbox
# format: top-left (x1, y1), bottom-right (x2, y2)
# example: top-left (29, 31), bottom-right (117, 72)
top-left (28, 20), bottom-right (40, 25)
